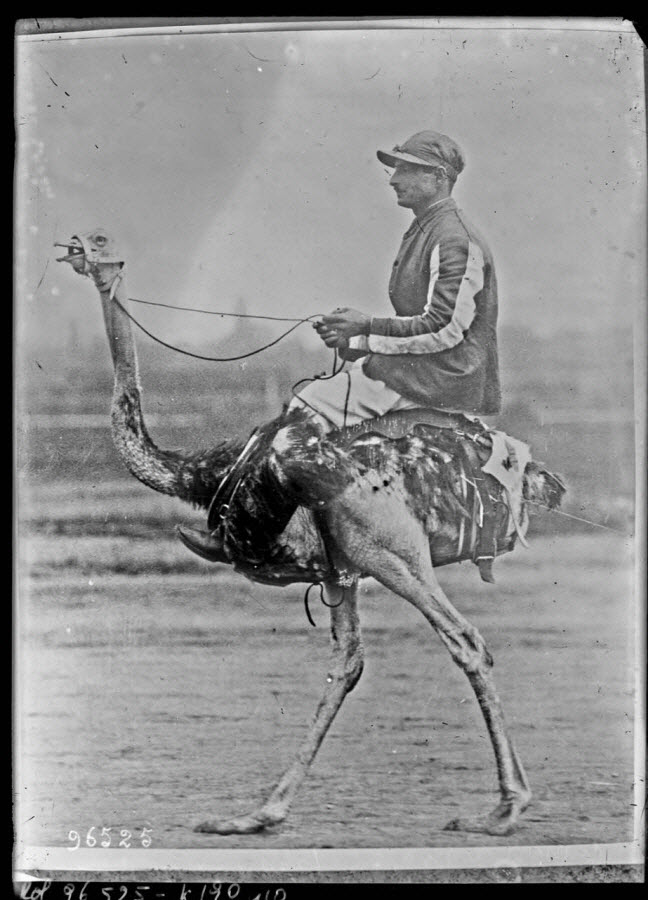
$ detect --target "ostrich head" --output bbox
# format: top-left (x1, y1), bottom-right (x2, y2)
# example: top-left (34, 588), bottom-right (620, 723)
top-left (55, 227), bottom-right (124, 290)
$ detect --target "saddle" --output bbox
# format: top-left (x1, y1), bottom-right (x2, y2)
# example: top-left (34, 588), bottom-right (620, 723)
top-left (207, 408), bottom-right (514, 583)
top-left (339, 408), bottom-right (509, 580)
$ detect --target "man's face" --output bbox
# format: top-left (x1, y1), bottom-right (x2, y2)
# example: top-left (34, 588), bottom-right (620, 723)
top-left (389, 160), bottom-right (439, 210)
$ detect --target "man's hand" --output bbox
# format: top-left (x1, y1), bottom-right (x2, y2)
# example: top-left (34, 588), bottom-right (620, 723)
top-left (313, 307), bottom-right (371, 348)
top-left (313, 323), bottom-right (349, 350)
top-left (322, 307), bottom-right (371, 337)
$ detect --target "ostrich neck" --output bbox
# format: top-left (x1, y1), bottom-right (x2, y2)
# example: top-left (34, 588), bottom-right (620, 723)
top-left (98, 274), bottom-right (232, 500)
top-left (99, 276), bottom-right (138, 386)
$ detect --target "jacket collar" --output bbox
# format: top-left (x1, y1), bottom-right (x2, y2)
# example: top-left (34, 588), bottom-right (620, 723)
top-left (410, 196), bottom-right (457, 233)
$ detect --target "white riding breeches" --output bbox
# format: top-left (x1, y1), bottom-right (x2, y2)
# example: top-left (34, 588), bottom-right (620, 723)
top-left (288, 358), bottom-right (418, 432)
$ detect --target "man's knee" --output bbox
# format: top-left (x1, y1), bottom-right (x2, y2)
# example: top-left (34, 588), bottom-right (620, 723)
top-left (287, 397), bottom-right (335, 433)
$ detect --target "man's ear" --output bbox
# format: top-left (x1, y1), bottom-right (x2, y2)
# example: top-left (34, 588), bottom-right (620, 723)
top-left (424, 167), bottom-right (443, 185)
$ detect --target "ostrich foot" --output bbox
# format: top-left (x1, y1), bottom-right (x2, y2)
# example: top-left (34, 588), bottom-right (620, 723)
top-left (194, 808), bottom-right (284, 835)
top-left (444, 793), bottom-right (531, 836)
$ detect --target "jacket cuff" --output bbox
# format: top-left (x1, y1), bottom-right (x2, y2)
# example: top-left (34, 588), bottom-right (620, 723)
top-left (368, 316), bottom-right (393, 336)
top-left (348, 335), bottom-right (370, 352)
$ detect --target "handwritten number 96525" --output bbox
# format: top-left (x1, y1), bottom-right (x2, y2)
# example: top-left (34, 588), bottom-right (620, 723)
top-left (67, 826), bottom-right (153, 849)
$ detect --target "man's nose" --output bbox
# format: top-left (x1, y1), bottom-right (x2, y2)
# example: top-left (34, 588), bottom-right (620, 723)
top-left (389, 172), bottom-right (399, 186)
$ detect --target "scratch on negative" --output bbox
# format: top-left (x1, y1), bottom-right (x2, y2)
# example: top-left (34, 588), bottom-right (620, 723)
top-left (34, 258), bottom-right (49, 295)
top-left (243, 44), bottom-right (274, 63)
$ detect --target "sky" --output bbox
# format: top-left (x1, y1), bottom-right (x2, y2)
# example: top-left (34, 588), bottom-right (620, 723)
top-left (15, 19), bottom-right (646, 355)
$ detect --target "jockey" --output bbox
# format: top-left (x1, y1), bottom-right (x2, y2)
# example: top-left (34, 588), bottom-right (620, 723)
top-left (292, 129), bottom-right (501, 431)
top-left (181, 130), bottom-right (502, 561)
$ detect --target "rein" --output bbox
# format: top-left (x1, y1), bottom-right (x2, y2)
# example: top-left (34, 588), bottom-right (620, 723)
top-left (101, 268), bottom-right (349, 422)
top-left (128, 296), bottom-right (314, 323)
top-left (111, 293), bottom-right (320, 362)
top-left (100, 265), bottom-right (328, 362)
top-left (303, 582), bottom-right (345, 628)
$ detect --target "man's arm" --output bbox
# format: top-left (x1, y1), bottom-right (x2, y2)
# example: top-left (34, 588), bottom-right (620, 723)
top-left (322, 236), bottom-right (485, 356)
top-left (313, 315), bottom-right (368, 361)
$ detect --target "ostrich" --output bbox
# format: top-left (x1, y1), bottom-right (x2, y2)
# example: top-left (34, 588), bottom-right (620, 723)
top-left (56, 228), bottom-right (565, 837)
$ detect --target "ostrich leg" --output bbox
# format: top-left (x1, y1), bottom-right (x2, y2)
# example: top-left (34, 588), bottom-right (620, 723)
top-left (329, 506), bottom-right (531, 836)
top-left (418, 575), bottom-right (532, 835)
top-left (378, 557), bottom-right (529, 834)
top-left (195, 580), bottom-right (364, 834)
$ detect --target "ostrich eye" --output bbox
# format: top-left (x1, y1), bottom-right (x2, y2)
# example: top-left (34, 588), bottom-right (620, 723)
top-left (95, 235), bottom-right (107, 246)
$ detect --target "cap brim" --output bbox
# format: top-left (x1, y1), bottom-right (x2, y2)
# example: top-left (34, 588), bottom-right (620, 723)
top-left (376, 149), bottom-right (440, 168)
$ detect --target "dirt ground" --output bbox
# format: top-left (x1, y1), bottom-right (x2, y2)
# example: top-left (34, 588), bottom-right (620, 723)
top-left (15, 481), bottom-right (640, 880)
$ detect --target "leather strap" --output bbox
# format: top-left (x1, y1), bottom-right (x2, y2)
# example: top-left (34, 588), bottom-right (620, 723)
top-left (456, 437), bottom-right (499, 583)
top-left (207, 428), bottom-right (262, 530)
top-left (342, 407), bottom-right (470, 441)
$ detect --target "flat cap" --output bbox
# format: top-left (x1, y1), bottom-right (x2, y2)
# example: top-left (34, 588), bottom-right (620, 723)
top-left (377, 130), bottom-right (465, 180)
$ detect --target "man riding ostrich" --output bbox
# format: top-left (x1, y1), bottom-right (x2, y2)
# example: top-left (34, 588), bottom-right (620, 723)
top-left (56, 129), bottom-right (565, 837)
top-left (185, 131), bottom-right (504, 562)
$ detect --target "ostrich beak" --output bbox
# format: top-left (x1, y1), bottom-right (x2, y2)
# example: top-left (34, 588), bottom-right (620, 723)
top-left (54, 238), bottom-right (87, 273)
top-left (54, 238), bottom-right (84, 261)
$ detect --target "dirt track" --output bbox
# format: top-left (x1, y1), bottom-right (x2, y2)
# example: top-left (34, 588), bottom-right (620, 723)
top-left (17, 517), bottom-right (638, 860)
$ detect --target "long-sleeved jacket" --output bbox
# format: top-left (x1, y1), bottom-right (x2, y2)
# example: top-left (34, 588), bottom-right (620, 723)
top-left (346, 197), bottom-right (501, 415)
